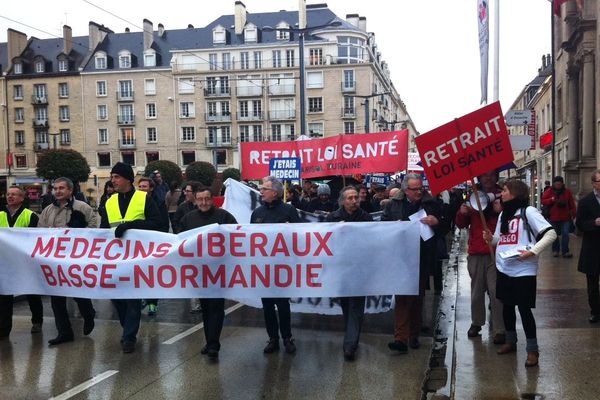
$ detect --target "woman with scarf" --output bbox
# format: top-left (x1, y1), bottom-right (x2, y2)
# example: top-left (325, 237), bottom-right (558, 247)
top-left (483, 179), bottom-right (556, 367)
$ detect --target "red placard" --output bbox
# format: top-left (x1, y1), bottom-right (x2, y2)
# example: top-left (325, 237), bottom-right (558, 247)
top-left (415, 102), bottom-right (514, 195)
top-left (240, 130), bottom-right (408, 180)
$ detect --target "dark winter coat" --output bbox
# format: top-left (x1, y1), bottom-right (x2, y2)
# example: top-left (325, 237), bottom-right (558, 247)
top-left (576, 191), bottom-right (600, 274)
top-left (250, 199), bottom-right (301, 224)
top-left (325, 206), bottom-right (373, 223)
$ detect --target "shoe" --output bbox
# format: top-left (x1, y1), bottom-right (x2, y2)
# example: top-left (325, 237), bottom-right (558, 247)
top-left (408, 337), bottom-right (420, 349)
top-left (497, 343), bottom-right (517, 355)
top-left (467, 325), bottom-right (481, 338)
top-left (122, 341), bottom-right (135, 353)
top-left (31, 323), bottom-right (42, 334)
top-left (200, 345), bottom-right (209, 355)
top-left (48, 335), bottom-right (74, 346)
top-left (207, 349), bottom-right (219, 360)
top-left (190, 305), bottom-right (202, 314)
top-left (343, 349), bottom-right (355, 361)
top-left (263, 338), bottom-right (279, 354)
top-left (83, 316), bottom-right (95, 336)
top-left (553, 252), bottom-right (560, 257)
top-left (562, 253), bottom-right (573, 258)
top-left (283, 337), bottom-right (296, 354)
top-left (148, 304), bottom-right (157, 316)
top-left (493, 333), bottom-right (506, 345)
top-left (388, 340), bottom-right (408, 354)
top-left (589, 315), bottom-right (600, 323)
top-left (525, 351), bottom-right (539, 367)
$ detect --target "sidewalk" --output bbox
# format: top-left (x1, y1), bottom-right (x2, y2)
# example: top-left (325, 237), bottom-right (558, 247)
top-left (448, 232), bottom-right (600, 399)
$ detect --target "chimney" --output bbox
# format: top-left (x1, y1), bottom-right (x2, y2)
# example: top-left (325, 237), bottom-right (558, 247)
top-left (158, 23), bottom-right (165, 37)
top-left (125, 27), bottom-right (130, 33)
top-left (235, 1), bottom-right (247, 35)
top-left (88, 21), bottom-right (111, 51)
top-left (188, 24), bottom-right (194, 29)
top-left (358, 17), bottom-right (367, 32)
top-left (143, 19), bottom-right (153, 50)
top-left (298, 0), bottom-right (307, 29)
top-left (7, 28), bottom-right (28, 66)
top-left (346, 14), bottom-right (359, 27)
top-left (541, 54), bottom-right (546, 69)
top-left (63, 25), bottom-right (72, 54)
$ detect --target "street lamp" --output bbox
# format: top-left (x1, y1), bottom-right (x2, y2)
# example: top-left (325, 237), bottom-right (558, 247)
top-left (263, 20), bottom-right (342, 137)
top-left (344, 92), bottom-right (390, 133)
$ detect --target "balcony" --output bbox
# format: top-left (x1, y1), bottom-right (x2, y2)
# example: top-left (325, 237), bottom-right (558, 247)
top-left (236, 86), bottom-right (263, 97)
top-left (31, 95), bottom-right (48, 104)
top-left (205, 112), bottom-right (232, 123)
top-left (117, 115), bottom-right (136, 125)
top-left (237, 112), bottom-right (264, 122)
top-left (205, 137), bottom-right (234, 148)
top-left (33, 142), bottom-right (49, 151)
top-left (119, 139), bottom-right (136, 149)
top-left (203, 88), bottom-right (230, 98)
top-left (341, 82), bottom-right (356, 93)
top-left (269, 110), bottom-right (296, 120)
top-left (116, 91), bottom-right (135, 101)
top-left (268, 84), bottom-right (295, 96)
top-left (341, 107), bottom-right (356, 118)
top-left (32, 118), bottom-right (49, 128)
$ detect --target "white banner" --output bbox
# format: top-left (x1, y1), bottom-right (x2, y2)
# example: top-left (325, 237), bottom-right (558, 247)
top-left (0, 222), bottom-right (420, 299)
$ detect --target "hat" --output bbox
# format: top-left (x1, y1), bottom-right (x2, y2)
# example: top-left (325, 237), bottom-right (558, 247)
top-left (111, 162), bottom-right (135, 183)
top-left (317, 184), bottom-right (331, 196)
top-left (553, 176), bottom-right (564, 183)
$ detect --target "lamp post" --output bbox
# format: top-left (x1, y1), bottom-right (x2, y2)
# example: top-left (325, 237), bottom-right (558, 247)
top-left (344, 92), bottom-right (391, 133)
top-left (263, 20), bottom-right (342, 136)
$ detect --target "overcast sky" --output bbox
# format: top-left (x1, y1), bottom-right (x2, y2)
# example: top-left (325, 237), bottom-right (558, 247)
top-left (0, 0), bottom-right (551, 133)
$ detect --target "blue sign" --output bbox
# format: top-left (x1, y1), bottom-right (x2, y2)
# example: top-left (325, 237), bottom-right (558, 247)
top-left (365, 174), bottom-right (390, 186)
top-left (269, 157), bottom-right (301, 180)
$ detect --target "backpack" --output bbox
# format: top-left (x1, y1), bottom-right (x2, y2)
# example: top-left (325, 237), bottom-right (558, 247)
top-left (520, 207), bottom-right (536, 244)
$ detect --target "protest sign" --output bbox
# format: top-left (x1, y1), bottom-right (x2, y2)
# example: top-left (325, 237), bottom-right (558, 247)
top-left (415, 102), bottom-right (513, 195)
top-left (241, 130), bottom-right (409, 179)
top-left (269, 157), bottom-right (301, 180)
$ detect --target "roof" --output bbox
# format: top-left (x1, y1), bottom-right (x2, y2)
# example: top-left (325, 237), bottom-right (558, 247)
top-left (14, 35), bottom-right (88, 75)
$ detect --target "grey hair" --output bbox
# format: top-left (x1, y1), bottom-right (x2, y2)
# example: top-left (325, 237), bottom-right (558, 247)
top-left (54, 177), bottom-right (74, 190)
top-left (263, 176), bottom-right (284, 197)
top-left (337, 185), bottom-right (358, 207)
top-left (401, 173), bottom-right (422, 190)
top-left (592, 169), bottom-right (600, 181)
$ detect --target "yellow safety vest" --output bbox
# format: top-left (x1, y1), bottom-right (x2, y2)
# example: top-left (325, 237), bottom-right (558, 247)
top-left (0, 208), bottom-right (33, 228)
top-left (105, 190), bottom-right (147, 227)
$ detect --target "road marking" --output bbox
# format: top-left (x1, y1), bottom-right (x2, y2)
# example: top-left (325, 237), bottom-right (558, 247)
top-left (163, 302), bottom-right (244, 345)
top-left (49, 370), bottom-right (118, 400)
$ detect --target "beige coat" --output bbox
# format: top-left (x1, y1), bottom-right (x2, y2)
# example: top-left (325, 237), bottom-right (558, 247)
top-left (38, 198), bottom-right (98, 228)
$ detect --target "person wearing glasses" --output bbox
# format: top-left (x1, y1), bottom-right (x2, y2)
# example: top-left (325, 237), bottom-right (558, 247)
top-left (250, 176), bottom-right (301, 354)
top-left (171, 181), bottom-right (200, 234)
top-left (382, 173), bottom-right (441, 354)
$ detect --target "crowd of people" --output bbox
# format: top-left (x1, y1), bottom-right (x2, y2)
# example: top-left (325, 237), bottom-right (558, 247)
top-left (1, 163), bottom-right (599, 368)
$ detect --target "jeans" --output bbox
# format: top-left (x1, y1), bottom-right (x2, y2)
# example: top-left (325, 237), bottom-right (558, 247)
top-left (551, 220), bottom-right (571, 254)
top-left (111, 299), bottom-right (142, 343)
top-left (340, 296), bottom-right (365, 352)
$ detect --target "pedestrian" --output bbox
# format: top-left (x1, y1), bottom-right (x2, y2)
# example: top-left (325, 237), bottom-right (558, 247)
top-left (455, 170), bottom-right (506, 343)
top-left (165, 181), bottom-right (182, 230)
top-left (306, 183), bottom-right (336, 213)
top-left (171, 181), bottom-right (200, 234)
top-left (383, 173), bottom-right (441, 354)
top-left (99, 162), bottom-right (162, 353)
top-left (179, 185), bottom-right (237, 360)
top-left (250, 176), bottom-right (300, 354)
top-left (38, 177), bottom-right (97, 346)
top-left (358, 185), bottom-right (374, 213)
top-left (484, 179), bottom-right (556, 367)
top-left (0, 186), bottom-right (44, 339)
top-left (326, 185), bottom-right (373, 361)
top-left (575, 169), bottom-right (600, 323)
top-left (98, 181), bottom-right (115, 217)
top-left (40, 184), bottom-right (55, 210)
top-left (541, 176), bottom-right (576, 257)
top-left (150, 169), bottom-right (169, 205)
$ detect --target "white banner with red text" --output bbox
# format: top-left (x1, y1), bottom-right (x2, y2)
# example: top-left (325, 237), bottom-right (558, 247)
top-left (0, 222), bottom-right (420, 299)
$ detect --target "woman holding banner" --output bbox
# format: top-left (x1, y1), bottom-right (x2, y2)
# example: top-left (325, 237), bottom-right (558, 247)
top-left (483, 179), bottom-right (556, 367)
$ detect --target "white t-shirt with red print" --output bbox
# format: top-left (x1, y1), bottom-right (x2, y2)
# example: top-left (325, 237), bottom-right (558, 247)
top-left (494, 206), bottom-right (552, 277)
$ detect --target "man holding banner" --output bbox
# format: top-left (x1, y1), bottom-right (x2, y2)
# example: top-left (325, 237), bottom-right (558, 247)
top-left (251, 176), bottom-right (300, 354)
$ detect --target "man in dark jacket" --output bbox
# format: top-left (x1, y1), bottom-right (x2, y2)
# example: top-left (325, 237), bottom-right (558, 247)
top-left (172, 181), bottom-right (200, 234)
top-left (306, 184), bottom-right (336, 213)
top-left (326, 186), bottom-right (373, 361)
top-left (251, 176), bottom-right (300, 354)
top-left (382, 174), bottom-right (441, 354)
top-left (576, 169), bottom-right (600, 323)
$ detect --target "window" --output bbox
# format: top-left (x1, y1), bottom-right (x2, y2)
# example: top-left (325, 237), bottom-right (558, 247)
top-left (238, 125), bottom-right (264, 142)
top-left (213, 26), bottom-right (226, 44)
top-left (35, 107), bottom-right (47, 121)
top-left (121, 151), bottom-right (135, 166)
top-left (120, 127), bottom-right (135, 146)
top-left (13, 63), bottom-right (22, 74)
top-left (344, 121), bottom-right (355, 134)
top-left (343, 96), bottom-right (355, 115)
top-left (556, 87), bottom-right (563, 124)
top-left (146, 103), bottom-right (157, 119)
top-left (119, 51), bottom-right (131, 68)
top-left (59, 106), bottom-right (70, 121)
top-left (15, 131), bottom-right (25, 145)
top-left (209, 53), bottom-right (218, 70)
top-left (269, 73), bottom-right (295, 95)
top-left (14, 108), bottom-right (24, 123)
top-left (276, 23), bottom-right (290, 40)
top-left (98, 152), bottom-right (111, 167)
top-left (309, 48), bottom-right (323, 65)
top-left (60, 129), bottom-right (71, 145)
top-left (308, 122), bottom-right (324, 138)
top-left (118, 80), bottom-right (133, 100)
top-left (286, 50), bottom-right (295, 67)
top-left (146, 151), bottom-right (159, 164)
top-left (306, 71), bottom-right (323, 88)
top-left (179, 102), bottom-right (195, 118)
top-left (95, 53), bottom-right (107, 69)
top-left (222, 53), bottom-right (231, 70)
top-left (245, 25), bottom-right (257, 42)
top-left (15, 154), bottom-right (27, 168)
top-left (240, 52), bottom-right (249, 70)
top-left (97, 105), bottom-right (108, 120)
top-left (272, 50), bottom-right (281, 68)
top-left (35, 131), bottom-right (49, 145)
top-left (58, 60), bottom-right (68, 72)
top-left (253, 51), bottom-right (262, 69)
top-left (337, 36), bottom-right (366, 64)
top-left (181, 126), bottom-right (196, 142)
top-left (252, 125), bottom-right (263, 142)
top-left (35, 61), bottom-right (45, 73)
top-left (239, 101), bottom-right (249, 118)
top-left (269, 98), bottom-right (295, 119)
top-left (13, 85), bottom-right (23, 100)
top-left (144, 50), bottom-right (156, 67)
top-left (343, 70), bottom-right (355, 91)
top-left (144, 79), bottom-right (156, 95)
top-left (308, 97), bottom-right (323, 113)
top-left (214, 149), bottom-right (227, 166)
top-left (271, 124), bottom-right (282, 142)
top-left (239, 125), bottom-right (250, 142)
top-left (33, 84), bottom-right (47, 101)
top-left (207, 126), bottom-right (231, 145)
top-left (146, 127), bottom-right (157, 143)
top-left (98, 128), bottom-right (109, 144)
top-left (58, 82), bottom-right (69, 98)
top-left (178, 77), bottom-right (194, 94)
top-left (96, 81), bottom-right (107, 97)
top-left (182, 151), bottom-right (196, 166)
top-left (118, 104), bottom-right (134, 124)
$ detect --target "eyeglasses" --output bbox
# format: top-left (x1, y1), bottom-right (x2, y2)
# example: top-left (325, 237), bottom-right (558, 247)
top-left (260, 187), bottom-right (275, 192)
top-left (406, 187), bottom-right (423, 191)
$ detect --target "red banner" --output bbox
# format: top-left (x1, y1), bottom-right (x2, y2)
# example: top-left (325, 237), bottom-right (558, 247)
top-left (240, 131), bottom-right (409, 180)
top-left (415, 102), bottom-right (514, 195)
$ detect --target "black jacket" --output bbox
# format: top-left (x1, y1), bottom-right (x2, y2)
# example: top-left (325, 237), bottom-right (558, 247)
top-left (576, 191), bottom-right (600, 274)
top-left (307, 198), bottom-right (337, 213)
top-left (172, 201), bottom-right (197, 233)
top-left (325, 207), bottom-right (373, 223)
top-left (99, 189), bottom-right (162, 231)
top-left (180, 206), bottom-right (237, 231)
top-left (250, 199), bottom-right (301, 224)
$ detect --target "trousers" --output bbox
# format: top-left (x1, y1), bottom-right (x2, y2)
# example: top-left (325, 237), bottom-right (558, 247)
top-left (261, 297), bottom-right (292, 339)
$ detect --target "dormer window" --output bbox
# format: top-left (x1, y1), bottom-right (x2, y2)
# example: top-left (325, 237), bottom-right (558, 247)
top-left (58, 60), bottom-right (68, 72)
top-left (213, 25), bottom-right (226, 44)
top-left (13, 62), bottom-right (22, 74)
top-left (95, 52), bottom-right (107, 69)
top-left (245, 24), bottom-right (257, 43)
top-left (144, 49), bottom-right (156, 67)
top-left (276, 22), bottom-right (290, 40)
top-left (35, 61), bottom-right (45, 73)
top-left (119, 51), bottom-right (131, 68)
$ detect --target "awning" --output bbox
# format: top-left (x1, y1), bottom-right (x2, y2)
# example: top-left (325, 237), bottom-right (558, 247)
top-left (14, 176), bottom-right (47, 184)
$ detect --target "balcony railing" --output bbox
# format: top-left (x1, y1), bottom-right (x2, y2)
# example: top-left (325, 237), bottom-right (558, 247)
top-left (236, 86), bottom-right (263, 97)
top-left (269, 135), bottom-right (296, 142)
top-left (203, 88), bottom-right (231, 97)
top-left (268, 84), bottom-right (295, 96)
top-left (116, 91), bottom-right (135, 101)
top-left (341, 107), bottom-right (356, 118)
top-left (33, 142), bottom-right (49, 151)
top-left (32, 118), bottom-right (49, 127)
top-left (269, 110), bottom-right (296, 120)
top-left (117, 115), bottom-right (136, 125)
top-left (237, 112), bottom-right (264, 121)
top-left (119, 139), bottom-right (136, 149)
top-left (205, 112), bottom-right (232, 122)
top-left (341, 82), bottom-right (356, 92)
top-left (205, 137), bottom-right (234, 147)
top-left (31, 95), bottom-right (48, 104)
